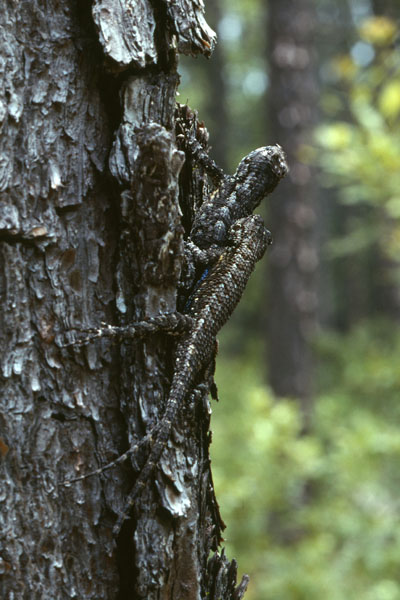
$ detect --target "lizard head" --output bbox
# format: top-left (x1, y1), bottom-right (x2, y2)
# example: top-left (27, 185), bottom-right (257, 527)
top-left (234, 144), bottom-right (288, 184)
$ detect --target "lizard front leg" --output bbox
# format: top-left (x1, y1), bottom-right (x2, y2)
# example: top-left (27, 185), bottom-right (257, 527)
top-left (61, 312), bottom-right (193, 348)
top-left (179, 240), bottom-right (224, 297)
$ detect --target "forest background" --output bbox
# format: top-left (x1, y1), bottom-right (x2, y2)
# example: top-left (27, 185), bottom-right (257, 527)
top-left (179, 1), bottom-right (400, 598)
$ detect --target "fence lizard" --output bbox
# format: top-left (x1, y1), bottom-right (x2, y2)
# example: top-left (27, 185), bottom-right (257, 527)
top-left (112, 214), bottom-right (271, 533)
top-left (62, 133), bottom-right (287, 534)
top-left (64, 215), bottom-right (272, 534)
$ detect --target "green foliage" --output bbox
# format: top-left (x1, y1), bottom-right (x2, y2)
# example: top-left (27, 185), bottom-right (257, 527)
top-left (212, 322), bottom-right (400, 599)
top-left (179, 0), bottom-right (269, 170)
top-left (315, 16), bottom-right (400, 263)
top-left (177, 7), bottom-right (400, 596)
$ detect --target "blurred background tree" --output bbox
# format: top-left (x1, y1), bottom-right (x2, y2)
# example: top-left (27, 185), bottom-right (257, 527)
top-left (179, 1), bottom-right (400, 598)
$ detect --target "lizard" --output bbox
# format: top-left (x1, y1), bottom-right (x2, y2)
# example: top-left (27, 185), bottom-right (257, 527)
top-left (62, 136), bottom-right (287, 533)
top-left (64, 215), bottom-right (272, 535)
top-left (111, 214), bottom-right (270, 534)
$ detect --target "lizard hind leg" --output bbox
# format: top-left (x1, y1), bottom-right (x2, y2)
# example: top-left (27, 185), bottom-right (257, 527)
top-left (112, 419), bottom-right (174, 536)
top-left (61, 430), bottom-right (154, 486)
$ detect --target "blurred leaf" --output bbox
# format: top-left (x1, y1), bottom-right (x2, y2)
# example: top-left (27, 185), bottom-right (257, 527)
top-left (352, 98), bottom-right (385, 131)
top-left (315, 123), bottom-right (353, 150)
top-left (359, 16), bottom-right (397, 47)
top-left (332, 55), bottom-right (358, 80)
top-left (325, 224), bottom-right (380, 257)
top-left (315, 18), bottom-right (400, 270)
top-left (213, 318), bottom-right (400, 599)
top-left (385, 197), bottom-right (400, 218)
top-left (379, 81), bottom-right (400, 120)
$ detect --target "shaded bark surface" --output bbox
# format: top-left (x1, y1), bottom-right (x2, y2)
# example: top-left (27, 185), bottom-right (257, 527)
top-left (0, 1), bottom-right (246, 599)
top-left (267, 0), bottom-right (318, 408)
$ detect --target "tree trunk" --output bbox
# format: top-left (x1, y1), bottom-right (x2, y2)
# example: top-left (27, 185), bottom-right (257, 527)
top-left (202, 0), bottom-right (229, 171)
top-left (372, 0), bottom-right (400, 18)
top-left (0, 1), bottom-right (246, 598)
top-left (267, 0), bottom-right (318, 413)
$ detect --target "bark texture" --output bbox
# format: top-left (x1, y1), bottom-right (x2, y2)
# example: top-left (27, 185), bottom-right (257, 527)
top-left (0, 1), bottom-right (246, 599)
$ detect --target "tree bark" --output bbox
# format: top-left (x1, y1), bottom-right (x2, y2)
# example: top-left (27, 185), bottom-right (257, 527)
top-left (267, 0), bottom-right (319, 412)
top-left (0, 1), bottom-right (246, 598)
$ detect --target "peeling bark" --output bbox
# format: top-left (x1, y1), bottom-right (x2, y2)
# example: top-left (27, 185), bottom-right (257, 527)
top-left (1, 1), bottom-right (118, 597)
top-left (1, 1), bottom-right (246, 599)
top-left (92, 0), bottom-right (158, 69)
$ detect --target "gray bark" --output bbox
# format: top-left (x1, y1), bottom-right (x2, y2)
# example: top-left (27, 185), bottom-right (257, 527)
top-left (0, 1), bottom-right (246, 599)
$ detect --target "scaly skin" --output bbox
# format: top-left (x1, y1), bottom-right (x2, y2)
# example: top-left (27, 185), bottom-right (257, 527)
top-left (189, 145), bottom-right (287, 249)
top-left (111, 215), bottom-right (271, 534)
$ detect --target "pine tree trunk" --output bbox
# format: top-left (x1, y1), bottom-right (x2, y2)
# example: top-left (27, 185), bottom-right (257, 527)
top-left (267, 0), bottom-right (319, 412)
top-left (0, 1), bottom-right (247, 598)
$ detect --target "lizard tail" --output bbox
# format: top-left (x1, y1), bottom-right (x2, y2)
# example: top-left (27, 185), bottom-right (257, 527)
top-left (112, 378), bottom-right (188, 535)
top-left (112, 418), bottom-right (173, 535)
